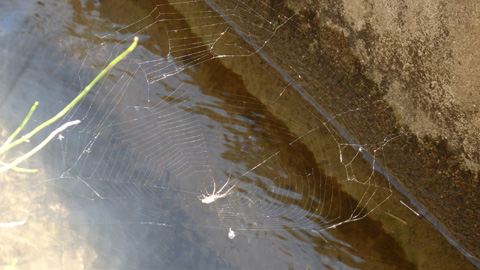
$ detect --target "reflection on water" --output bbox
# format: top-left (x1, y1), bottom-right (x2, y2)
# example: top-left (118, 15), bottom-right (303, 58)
top-left (0, 0), bottom-right (477, 269)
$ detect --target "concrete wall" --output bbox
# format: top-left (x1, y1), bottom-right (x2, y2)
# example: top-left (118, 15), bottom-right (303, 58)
top-left (211, 0), bottom-right (480, 261)
top-left (293, 0), bottom-right (480, 259)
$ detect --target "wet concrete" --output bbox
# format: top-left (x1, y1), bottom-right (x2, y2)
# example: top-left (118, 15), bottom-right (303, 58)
top-left (205, 0), bottom-right (480, 264)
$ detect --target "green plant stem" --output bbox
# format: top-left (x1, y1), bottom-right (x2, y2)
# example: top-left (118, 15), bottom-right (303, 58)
top-left (3, 258), bottom-right (18, 270)
top-left (0, 102), bottom-right (38, 152)
top-left (0, 37), bottom-right (138, 156)
top-left (0, 37), bottom-right (138, 173)
top-left (0, 161), bottom-right (37, 173)
top-left (0, 120), bottom-right (80, 173)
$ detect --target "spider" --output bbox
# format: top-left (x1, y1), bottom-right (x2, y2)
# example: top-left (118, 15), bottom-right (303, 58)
top-left (198, 171), bottom-right (236, 204)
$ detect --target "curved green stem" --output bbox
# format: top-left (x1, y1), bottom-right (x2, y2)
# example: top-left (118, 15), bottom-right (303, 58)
top-left (0, 161), bottom-right (37, 173)
top-left (0, 102), bottom-right (38, 152)
top-left (0, 120), bottom-right (80, 173)
top-left (0, 37), bottom-right (138, 172)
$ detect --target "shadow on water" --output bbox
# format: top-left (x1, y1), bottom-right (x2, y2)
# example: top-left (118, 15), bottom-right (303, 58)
top-left (0, 0), bottom-right (477, 269)
top-left (183, 57), bottom-right (415, 269)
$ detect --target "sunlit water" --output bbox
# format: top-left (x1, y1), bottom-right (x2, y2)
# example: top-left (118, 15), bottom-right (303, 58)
top-left (0, 0), bottom-right (477, 269)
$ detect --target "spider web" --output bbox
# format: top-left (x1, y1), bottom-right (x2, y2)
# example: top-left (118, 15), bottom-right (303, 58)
top-left (40, 0), bottom-right (394, 235)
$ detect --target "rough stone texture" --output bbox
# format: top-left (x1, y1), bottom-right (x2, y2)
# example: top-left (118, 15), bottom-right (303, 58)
top-left (210, 0), bottom-right (480, 262)
top-left (296, 0), bottom-right (480, 260)
top-left (342, 0), bottom-right (480, 173)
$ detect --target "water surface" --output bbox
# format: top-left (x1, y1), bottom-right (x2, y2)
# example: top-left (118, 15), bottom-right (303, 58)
top-left (0, 0), bottom-right (476, 269)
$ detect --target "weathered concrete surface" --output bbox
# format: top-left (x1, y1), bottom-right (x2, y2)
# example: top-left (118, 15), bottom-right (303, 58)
top-left (334, 0), bottom-right (480, 260)
top-left (209, 0), bottom-right (480, 262)
top-left (304, 0), bottom-right (480, 260)
top-left (340, 0), bottom-right (480, 173)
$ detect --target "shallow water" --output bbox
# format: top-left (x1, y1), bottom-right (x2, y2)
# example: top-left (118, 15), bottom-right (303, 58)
top-left (0, 0), bottom-right (477, 269)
